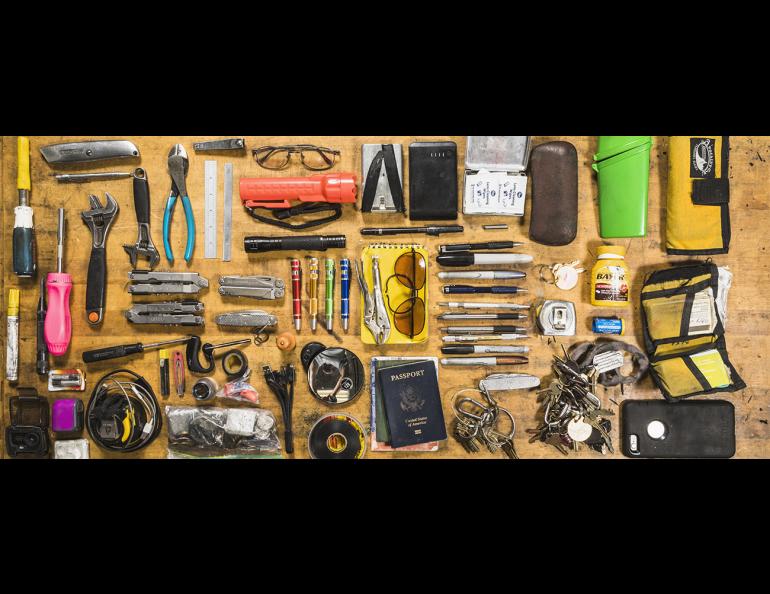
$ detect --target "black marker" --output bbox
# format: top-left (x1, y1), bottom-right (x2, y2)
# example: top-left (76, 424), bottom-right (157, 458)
top-left (440, 241), bottom-right (523, 253)
top-left (437, 252), bottom-right (533, 267)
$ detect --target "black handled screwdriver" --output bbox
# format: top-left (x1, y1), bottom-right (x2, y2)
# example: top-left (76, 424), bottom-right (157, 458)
top-left (82, 336), bottom-right (191, 364)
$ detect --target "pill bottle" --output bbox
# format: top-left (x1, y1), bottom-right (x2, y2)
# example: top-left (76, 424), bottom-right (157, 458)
top-left (590, 246), bottom-right (630, 307)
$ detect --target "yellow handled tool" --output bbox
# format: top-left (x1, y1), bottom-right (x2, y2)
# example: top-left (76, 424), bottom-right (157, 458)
top-left (14, 136), bottom-right (36, 277)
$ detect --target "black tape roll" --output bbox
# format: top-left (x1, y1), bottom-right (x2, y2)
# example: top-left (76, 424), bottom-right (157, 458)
top-left (221, 349), bottom-right (248, 379)
top-left (307, 414), bottom-right (366, 460)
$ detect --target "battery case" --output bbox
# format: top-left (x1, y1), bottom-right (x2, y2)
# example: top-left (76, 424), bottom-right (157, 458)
top-left (620, 399), bottom-right (735, 458)
top-left (409, 142), bottom-right (458, 220)
top-left (529, 141), bottom-right (578, 245)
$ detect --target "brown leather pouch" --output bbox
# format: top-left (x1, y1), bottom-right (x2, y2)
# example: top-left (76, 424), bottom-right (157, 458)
top-left (529, 141), bottom-right (578, 245)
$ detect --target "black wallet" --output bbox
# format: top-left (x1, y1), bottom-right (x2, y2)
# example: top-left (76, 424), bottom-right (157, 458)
top-left (409, 142), bottom-right (458, 220)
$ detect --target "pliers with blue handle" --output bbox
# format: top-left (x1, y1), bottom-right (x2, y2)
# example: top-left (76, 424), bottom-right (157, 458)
top-left (163, 144), bottom-right (195, 263)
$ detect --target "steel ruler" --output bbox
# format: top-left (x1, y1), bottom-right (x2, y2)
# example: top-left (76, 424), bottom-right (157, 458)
top-left (204, 160), bottom-right (218, 259)
top-left (223, 163), bottom-right (233, 262)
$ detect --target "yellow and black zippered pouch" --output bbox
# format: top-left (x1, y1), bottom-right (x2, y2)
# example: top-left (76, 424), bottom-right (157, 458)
top-left (641, 262), bottom-right (745, 400)
top-left (666, 136), bottom-right (731, 255)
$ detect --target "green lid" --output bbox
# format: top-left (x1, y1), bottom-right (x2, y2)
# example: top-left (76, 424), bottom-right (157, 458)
top-left (594, 136), bottom-right (652, 162)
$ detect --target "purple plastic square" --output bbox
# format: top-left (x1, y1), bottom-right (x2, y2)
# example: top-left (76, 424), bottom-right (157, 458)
top-left (52, 399), bottom-right (81, 433)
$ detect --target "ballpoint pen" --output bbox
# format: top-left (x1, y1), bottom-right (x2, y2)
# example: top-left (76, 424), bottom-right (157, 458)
top-left (438, 271), bottom-right (526, 280)
top-left (441, 325), bottom-right (527, 334)
top-left (439, 241), bottom-right (523, 253)
top-left (437, 253), bottom-right (534, 267)
top-left (439, 301), bottom-right (530, 311)
top-left (308, 257), bottom-right (319, 331)
top-left (442, 285), bottom-right (528, 294)
top-left (340, 258), bottom-right (350, 331)
top-left (325, 258), bottom-right (335, 331)
top-left (442, 334), bottom-right (529, 342)
top-left (361, 225), bottom-right (463, 237)
top-left (291, 258), bottom-right (302, 331)
top-left (441, 345), bottom-right (530, 355)
top-left (440, 356), bottom-right (529, 366)
top-left (438, 313), bottom-right (527, 320)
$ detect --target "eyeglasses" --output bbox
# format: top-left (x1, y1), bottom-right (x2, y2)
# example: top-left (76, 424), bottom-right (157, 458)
top-left (385, 248), bottom-right (426, 339)
top-left (252, 144), bottom-right (340, 171)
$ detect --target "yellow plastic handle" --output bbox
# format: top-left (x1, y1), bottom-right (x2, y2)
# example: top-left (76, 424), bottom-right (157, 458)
top-left (17, 136), bottom-right (31, 191)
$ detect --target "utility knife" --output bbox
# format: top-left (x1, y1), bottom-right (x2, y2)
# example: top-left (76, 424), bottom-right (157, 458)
top-left (40, 140), bottom-right (140, 164)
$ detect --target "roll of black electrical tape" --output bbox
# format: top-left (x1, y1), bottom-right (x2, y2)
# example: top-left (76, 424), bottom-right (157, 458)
top-left (307, 413), bottom-right (367, 460)
top-left (221, 349), bottom-right (248, 379)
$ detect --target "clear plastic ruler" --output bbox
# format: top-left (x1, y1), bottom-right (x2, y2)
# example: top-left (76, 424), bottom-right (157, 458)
top-left (204, 160), bottom-right (218, 259)
top-left (223, 163), bottom-right (233, 262)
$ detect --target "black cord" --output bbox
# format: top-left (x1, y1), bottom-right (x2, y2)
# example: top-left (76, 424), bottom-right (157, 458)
top-left (86, 369), bottom-right (162, 453)
top-left (263, 365), bottom-right (295, 454)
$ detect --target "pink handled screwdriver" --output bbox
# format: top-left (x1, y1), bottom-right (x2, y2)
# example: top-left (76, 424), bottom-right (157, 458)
top-left (45, 208), bottom-right (72, 356)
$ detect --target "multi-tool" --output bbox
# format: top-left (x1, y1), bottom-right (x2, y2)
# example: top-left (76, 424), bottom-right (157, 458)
top-left (125, 301), bottom-right (205, 326)
top-left (127, 270), bottom-right (209, 295)
top-left (215, 310), bottom-right (278, 344)
top-left (218, 276), bottom-right (285, 300)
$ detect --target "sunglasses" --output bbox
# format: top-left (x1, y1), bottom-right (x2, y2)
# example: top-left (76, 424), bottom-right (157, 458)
top-left (385, 248), bottom-right (426, 339)
top-left (252, 144), bottom-right (340, 171)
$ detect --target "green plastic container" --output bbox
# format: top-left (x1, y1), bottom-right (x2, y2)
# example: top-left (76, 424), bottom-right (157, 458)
top-left (593, 136), bottom-right (652, 162)
top-left (592, 141), bottom-right (652, 238)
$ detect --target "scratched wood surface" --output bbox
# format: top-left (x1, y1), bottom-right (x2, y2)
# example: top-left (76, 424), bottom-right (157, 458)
top-left (1, 136), bottom-right (768, 459)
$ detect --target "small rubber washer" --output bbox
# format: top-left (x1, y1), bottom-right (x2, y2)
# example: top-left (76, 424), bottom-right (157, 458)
top-left (221, 349), bottom-right (248, 379)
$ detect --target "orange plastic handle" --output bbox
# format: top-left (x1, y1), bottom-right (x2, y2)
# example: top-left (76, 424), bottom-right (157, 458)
top-left (240, 173), bottom-right (357, 209)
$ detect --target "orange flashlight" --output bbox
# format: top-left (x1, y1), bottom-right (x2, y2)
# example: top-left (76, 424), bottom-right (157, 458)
top-left (240, 172), bottom-right (357, 209)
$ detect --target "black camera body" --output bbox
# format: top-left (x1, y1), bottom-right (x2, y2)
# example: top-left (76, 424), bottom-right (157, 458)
top-left (5, 389), bottom-right (50, 458)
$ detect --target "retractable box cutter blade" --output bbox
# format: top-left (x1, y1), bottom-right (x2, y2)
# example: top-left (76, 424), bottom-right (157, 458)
top-left (127, 270), bottom-right (209, 295)
top-left (218, 276), bottom-right (286, 300)
top-left (40, 140), bottom-right (140, 164)
top-left (125, 301), bottom-right (205, 326)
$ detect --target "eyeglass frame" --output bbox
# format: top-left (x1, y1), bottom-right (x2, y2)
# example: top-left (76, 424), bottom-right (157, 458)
top-left (251, 144), bottom-right (341, 171)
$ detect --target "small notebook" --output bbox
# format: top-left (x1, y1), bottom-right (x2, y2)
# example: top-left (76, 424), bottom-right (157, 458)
top-left (359, 244), bottom-right (429, 345)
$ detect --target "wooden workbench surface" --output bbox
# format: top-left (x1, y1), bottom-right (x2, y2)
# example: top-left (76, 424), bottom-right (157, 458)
top-left (1, 136), bottom-right (768, 459)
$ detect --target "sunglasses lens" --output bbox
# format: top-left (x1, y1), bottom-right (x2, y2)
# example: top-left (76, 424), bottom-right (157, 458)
top-left (394, 297), bottom-right (425, 338)
top-left (394, 251), bottom-right (426, 290)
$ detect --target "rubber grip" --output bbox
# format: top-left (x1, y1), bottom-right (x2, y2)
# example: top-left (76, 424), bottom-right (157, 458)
top-left (44, 273), bottom-right (72, 356)
top-left (83, 343), bottom-right (143, 363)
top-left (133, 173), bottom-right (151, 224)
top-left (163, 194), bottom-right (176, 262)
top-left (17, 137), bottom-right (30, 190)
top-left (181, 196), bottom-right (195, 262)
top-left (86, 246), bottom-right (106, 324)
top-left (13, 227), bottom-right (35, 277)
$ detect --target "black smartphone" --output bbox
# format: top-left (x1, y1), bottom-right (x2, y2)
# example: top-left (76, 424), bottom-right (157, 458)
top-left (409, 141), bottom-right (457, 221)
top-left (620, 399), bottom-right (735, 459)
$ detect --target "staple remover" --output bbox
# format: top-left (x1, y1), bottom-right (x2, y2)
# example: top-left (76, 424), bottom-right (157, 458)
top-left (218, 276), bottom-right (285, 300)
top-left (125, 301), bottom-right (205, 326)
top-left (81, 193), bottom-right (119, 325)
top-left (354, 257), bottom-right (390, 345)
top-left (163, 144), bottom-right (195, 263)
top-left (127, 270), bottom-right (209, 295)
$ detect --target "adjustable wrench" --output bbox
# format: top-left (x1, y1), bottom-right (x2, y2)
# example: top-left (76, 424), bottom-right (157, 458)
top-left (123, 168), bottom-right (160, 268)
top-left (81, 193), bottom-right (119, 325)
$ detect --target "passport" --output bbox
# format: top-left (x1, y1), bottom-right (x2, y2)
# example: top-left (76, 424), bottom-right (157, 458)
top-left (378, 360), bottom-right (447, 448)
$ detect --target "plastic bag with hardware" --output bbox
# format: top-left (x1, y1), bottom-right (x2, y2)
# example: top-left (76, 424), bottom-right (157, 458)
top-left (165, 406), bottom-right (281, 458)
top-left (215, 370), bottom-right (259, 405)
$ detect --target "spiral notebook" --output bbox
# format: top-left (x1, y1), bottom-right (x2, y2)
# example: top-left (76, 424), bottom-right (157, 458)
top-left (359, 243), bottom-right (429, 345)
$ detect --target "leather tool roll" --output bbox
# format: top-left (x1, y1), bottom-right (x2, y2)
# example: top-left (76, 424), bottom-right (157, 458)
top-left (529, 141), bottom-right (578, 245)
top-left (666, 136), bottom-right (731, 254)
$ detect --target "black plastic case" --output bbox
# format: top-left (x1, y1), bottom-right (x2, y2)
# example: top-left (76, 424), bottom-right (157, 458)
top-left (408, 142), bottom-right (458, 220)
top-left (620, 399), bottom-right (735, 458)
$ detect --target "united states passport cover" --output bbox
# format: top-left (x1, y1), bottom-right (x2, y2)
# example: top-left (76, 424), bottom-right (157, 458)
top-left (378, 360), bottom-right (447, 447)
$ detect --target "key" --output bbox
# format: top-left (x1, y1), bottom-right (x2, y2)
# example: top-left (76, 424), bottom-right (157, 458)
top-left (583, 415), bottom-right (614, 454)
